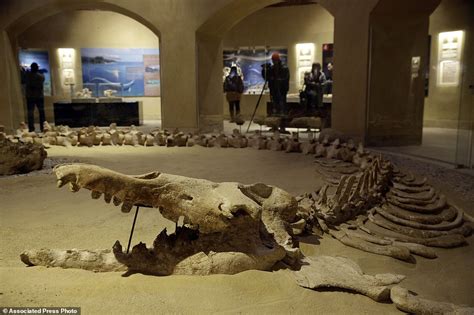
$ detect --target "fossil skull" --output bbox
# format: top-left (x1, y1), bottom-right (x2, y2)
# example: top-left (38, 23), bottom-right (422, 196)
top-left (25, 163), bottom-right (301, 275)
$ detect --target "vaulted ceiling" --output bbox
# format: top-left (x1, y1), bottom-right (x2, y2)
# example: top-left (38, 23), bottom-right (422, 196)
top-left (267, 0), bottom-right (318, 8)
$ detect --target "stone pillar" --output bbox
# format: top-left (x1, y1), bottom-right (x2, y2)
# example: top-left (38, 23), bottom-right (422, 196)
top-left (197, 33), bottom-right (224, 132)
top-left (366, 0), bottom-right (440, 146)
top-left (159, 32), bottom-right (199, 131)
top-left (0, 31), bottom-right (24, 133)
top-left (318, 0), bottom-right (379, 143)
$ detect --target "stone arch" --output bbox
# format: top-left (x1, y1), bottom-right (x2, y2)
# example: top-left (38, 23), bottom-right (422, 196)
top-left (195, 0), bottom-right (335, 131)
top-left (6, 2), bottom-right (161, 39)
top-left (2, 0), bottom-right (162, 132)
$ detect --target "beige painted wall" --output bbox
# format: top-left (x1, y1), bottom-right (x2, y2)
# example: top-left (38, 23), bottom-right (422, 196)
top-left (222, 4), bottom-right (334, 119)
top-left (424, 0), bottom-right (473, 130)
top-left (17, 10), bottom-right (161, 124)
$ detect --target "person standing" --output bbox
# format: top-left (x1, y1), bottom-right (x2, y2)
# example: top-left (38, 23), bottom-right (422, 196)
top-left (324, 62), bottom-right (333, 94)
top-left (25, 62), bottom-right (46, 132)
top-left (224, 66), bottom-right (244, 122)
top-left (304, 62), bottom-right (326, 114)
top-left (262, 52), bottom-right (290, 116)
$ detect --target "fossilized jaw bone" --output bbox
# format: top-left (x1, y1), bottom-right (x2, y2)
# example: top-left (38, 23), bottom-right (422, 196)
top-left (53, 163), bottom-right (298, 232)
top-left (20, 248), bottom-right (127, 272)
top-left (52, 163), bottom-right (300, 268)
top-left (55, 164), bottom-right (290, 232)
top-left (20, 224), bottom-right (287, 276)
top-left (111, 215), bottom-right (288, 275)
top-left (54, 163), bottom-right (164, 211)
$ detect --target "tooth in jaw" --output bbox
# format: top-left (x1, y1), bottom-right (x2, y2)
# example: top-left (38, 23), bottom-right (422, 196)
top-left (55, 168), bottom-right (78, 187)
top-left (113, 196), bottom-right (122, 206)
top-left (69, 182), bottom-right (80, 192)
top-left (121, 202), bottom-right (133, 213)
top-left (104, 194), bottom-right (112, 203)
top-left (91, 190), bottom-right (102, 199)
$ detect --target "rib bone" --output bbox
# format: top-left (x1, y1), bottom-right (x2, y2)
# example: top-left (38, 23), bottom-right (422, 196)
top-left (375, 206), bottom-right (464, 231)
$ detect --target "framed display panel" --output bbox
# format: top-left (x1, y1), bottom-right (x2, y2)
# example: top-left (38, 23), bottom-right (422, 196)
top-left (62, 69), bottom-right (75, 85)
top-left (19, 49), bottom-right (52, 96)
top-left (59, 48), bottom-right (74, 69)
top-left (437, 31), bottom-right (463, 87)
top-left (223, 47), bottom-right (288, 94)
top-left (296, 43), bottom-right (315, 86)
top-left (81, 48), bottom-right (160, 97)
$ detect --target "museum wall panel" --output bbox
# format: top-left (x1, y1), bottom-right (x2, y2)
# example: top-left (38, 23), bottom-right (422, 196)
top-left (222, 4), bottom-right (334, 119)
top-left (17, 10), bottom-right (161, 123)
top-left (424, 0), bottom-right (473, 130)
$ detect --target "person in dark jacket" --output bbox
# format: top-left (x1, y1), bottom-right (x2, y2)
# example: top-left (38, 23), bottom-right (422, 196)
top-left (324, 62), bottom-right (333, 94)
top-left (304, 62), bottom-right (326, 114)
top-left (224, 66), bottom-right (244, 122)
top-left (24, 62), bottom-right (46, 132)
top-left (262, 52), bottom-right (290, 116)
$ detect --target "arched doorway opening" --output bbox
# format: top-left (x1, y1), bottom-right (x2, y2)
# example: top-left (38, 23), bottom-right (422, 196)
top-left (196, 0), bottom-right (335, 134)
top-left (4, 2), bottom-right (162, 132)
top-left (220, 1), bottom-right (334, 132)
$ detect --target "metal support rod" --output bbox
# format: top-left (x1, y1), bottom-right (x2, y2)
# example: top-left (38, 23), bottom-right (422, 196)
top-left (246, 78), bottom-right (268, 133)
top-left (126, 206), bottom-right (140, 254)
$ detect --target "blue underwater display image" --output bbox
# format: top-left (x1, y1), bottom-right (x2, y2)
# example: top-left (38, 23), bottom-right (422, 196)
top-left (81, 48), bottom-right (160, 97)
top-left (19, 49), bottom-right (52, 96)
top-left (223, 48), bottom-right (288, 94)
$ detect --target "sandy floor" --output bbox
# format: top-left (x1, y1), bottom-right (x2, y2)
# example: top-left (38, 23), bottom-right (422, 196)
top-left (1, 146), bottom-right (473, 314)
